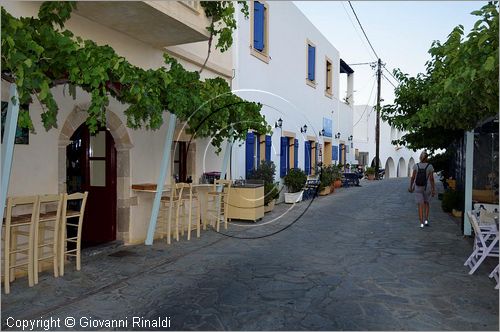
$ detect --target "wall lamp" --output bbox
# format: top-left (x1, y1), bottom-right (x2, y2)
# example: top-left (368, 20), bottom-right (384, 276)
top-left (348, 135), bottom-right (353, 141)
top-left (300, 124), bottom-right (308, 134)
top-left (334, 132), bottom-right (341, 139)
top-left (274, 118), bottom-right (283, 129)
top-left (319, 129), bottom-right (325, 137)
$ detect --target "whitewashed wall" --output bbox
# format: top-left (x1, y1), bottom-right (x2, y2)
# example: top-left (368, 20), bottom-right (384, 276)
top-left (231, 1), bottom-right (355, 182)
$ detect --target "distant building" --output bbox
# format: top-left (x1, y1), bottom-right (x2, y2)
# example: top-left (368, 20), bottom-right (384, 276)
top-left (352, 105), bottom-right (421, 177)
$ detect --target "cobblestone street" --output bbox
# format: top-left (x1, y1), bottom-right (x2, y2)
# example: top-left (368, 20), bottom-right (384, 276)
top-left (2, 178), bottom-right (498, 330)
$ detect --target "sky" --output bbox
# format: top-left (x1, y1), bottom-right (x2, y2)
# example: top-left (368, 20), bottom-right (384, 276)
top-left (294, 1), bottom-right (486, 106)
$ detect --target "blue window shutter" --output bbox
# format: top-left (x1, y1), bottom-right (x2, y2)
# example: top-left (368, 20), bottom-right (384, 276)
top-left (304, 141), bottom-right (311, 175)
top-left (294, 139), bottom-right (299, 169)
top-left (308, 45), bottom-right (315, 81)
top-left (256, 134), bottom-right (260, 166)
top-left (332, 145), bottom-right (338, 161)
top-left (315, 143), bottom-right (319, 170)
top-left (265, 135), bottom-right (272, 161)
top-left (254, 2), bottom-right (265, 51)
top-left (245, 132), bottom-right (255, 178)
top-left (280, 137), bottom-right (288, 178)
top-left (286, 137), bottom-right (290, 171)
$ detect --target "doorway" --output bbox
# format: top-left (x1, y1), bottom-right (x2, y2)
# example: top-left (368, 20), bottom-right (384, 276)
top-left (66, 124), bottom-right (117, 247)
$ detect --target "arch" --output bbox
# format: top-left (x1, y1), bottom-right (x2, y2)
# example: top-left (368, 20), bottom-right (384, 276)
top-left (397, 157), bottom-right (406, 178)
top-left (407, 157), bottom-right (415, 177)
top-left (384, 157), bottom-right (396, 178)
top-left (58, 104), bottom-right (133, 243)
top-left (370, 157), bottom-right (382, 168)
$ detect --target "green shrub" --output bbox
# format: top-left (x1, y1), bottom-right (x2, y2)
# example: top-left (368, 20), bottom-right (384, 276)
top-left (319, 166), bottom-right (333, 190)
top-left (248, 161), bottom-right (279, 206)
top-left (264, 182), bottom-right (279, 206)
top-left (365, 167), bottom-right (376, 175)
top-left (284, 168), bottom-right (307, 193)
top-left (441, 189), bottom-right (463, 213)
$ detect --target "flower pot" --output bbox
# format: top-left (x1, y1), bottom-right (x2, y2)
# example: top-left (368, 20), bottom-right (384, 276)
top-left (264, 199), bottom-right (276, 213)
top-left (285, 191), bottom-right (303, 203)
top-left (319, 187), bottom-right (331, 196)
top-left (330, 183), bottom-right (336, 193)
top-left (334, 180), bottom-right (342, 188)
top-left (367, 174), bottom-right (375, 180)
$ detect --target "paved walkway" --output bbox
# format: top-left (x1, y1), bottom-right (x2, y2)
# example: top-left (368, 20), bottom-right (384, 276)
top-left (2, 178), bottom-right (498, 330)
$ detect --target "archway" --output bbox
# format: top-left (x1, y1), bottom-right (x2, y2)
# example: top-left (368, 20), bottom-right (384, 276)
top-left (370, 157), bottom-right (382, 168)
top-left (397, 157), bottom-right (406, 178)
top-left (407, 157), bottom-right (415, 177)
top-left (58, 105), bottom-right (133, 243)
top-left (384, 157), bottom-right (396, 178)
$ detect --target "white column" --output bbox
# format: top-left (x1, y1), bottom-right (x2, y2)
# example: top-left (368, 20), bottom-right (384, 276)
top-left (463, 130), bottom-right (474, 236)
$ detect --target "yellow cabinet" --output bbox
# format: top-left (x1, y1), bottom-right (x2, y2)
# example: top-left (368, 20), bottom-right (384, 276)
top-left (226, 186), bottom-right (264, 222)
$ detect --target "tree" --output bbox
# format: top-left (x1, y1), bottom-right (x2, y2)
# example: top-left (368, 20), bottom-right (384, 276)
top-left (1, 2), bottom-right (269, 150)
top-left (382, 1), bottom-right (499, 152)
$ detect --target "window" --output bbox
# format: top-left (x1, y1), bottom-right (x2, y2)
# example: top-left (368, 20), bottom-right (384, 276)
top-left (325, 57), bottom-right (333, 97)
top-left (251, 1), bottom-right (269, 63)
top-left (246, 132), bottom-right (272, 178)
top-left (306, 40), bottom-right (316, 87)
top-left (280, 132), bottom-right (297, 178)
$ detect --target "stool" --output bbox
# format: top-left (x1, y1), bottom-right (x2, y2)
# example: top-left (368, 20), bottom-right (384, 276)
top-left (206, 180), bottom-right (232, 232)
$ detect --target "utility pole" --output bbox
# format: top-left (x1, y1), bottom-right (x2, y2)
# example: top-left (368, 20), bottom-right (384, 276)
top-left (375, 58), bottom-right (382, 179)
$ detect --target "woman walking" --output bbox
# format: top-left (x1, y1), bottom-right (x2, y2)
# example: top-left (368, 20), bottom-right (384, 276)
top-left (409, 151), bottom-right (436, 228)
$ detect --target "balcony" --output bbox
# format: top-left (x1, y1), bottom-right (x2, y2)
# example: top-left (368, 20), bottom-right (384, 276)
top-left (75, 1), bottom-right (210, 48)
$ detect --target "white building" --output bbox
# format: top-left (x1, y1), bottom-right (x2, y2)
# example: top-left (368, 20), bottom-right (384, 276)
top-left (352, 105), bottom-right (421, 177)
top-left (230, 1), bottom-right (356, 184)
top-left (1, 1), bottom-right (233, 245)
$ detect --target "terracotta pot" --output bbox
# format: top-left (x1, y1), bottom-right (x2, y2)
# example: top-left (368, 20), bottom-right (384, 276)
top-left (367, 174), bottom-right (375, 180)
top-left (264, 199), bottom-right (275, 213)
top-left (319, 187), bottom-right (331, 196)
top-left (330, 184), bottom-right (335, 193)
top-left (334, 180), bottom-right (342, 188)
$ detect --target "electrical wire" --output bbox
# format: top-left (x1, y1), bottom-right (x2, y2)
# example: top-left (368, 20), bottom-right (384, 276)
top-left (340, 1), bottom-right (376, 61)
top-left (353, 77), bottom-right (377, 127)
top-left (348, 1), bottom-right (379, 60)
top-left (382, 74), bottom-right (397, 88)
top-left (383, 65), bottom-right (400, 83)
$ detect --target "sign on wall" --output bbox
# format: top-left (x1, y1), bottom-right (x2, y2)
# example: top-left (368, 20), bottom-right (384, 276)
top-left (322, 117), bottom-right (332, 138)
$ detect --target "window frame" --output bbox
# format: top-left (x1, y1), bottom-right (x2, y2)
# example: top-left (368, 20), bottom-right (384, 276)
top-left (306, 39), bottom-right (317, 88)
top-left (250, 0), bottom-right (270, 63)
top-left (325, 56), bottom-right (333, 98)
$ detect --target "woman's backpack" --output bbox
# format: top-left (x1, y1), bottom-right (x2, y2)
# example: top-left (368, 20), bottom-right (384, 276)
top-left (415, 163), bottom-right (430, 188)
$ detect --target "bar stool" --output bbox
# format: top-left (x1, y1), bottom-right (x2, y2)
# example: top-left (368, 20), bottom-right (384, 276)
top-left (2, 196), bottom-right (38, 294)
top-left (206, 180), bottom-right (232, 232)
top-left (59, 192), bottom-right (88, 276)
top-left (158, 184), bottom-right (183, 244)
top-left (34, 194), bottom-right (63, 284)
top-left (178, 183), bottom-right (201, 241)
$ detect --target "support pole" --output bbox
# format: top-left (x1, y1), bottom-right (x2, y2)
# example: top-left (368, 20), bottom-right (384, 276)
top-left (0, 84), bottom-right (20, 227)
top-left (220, 133), bottom-right (233, 181)
top-left (145, 113), bottom-right (177, 245)
top-left (463, 130), bottom-right (474, 236)
top-left (375, 58), bottom-right (382, 178)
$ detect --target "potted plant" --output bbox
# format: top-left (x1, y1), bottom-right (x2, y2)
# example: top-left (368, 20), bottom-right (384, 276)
top-left (283, 168), bottom-right (307, 203)
top-left (332, 165), bottom-right (343, 188)
top-left (319, 166), bottom-right (333, 196)
top-left (365, 166), bottom-right (376, 180)
top-left (249, 160), bottom-right (279, 212)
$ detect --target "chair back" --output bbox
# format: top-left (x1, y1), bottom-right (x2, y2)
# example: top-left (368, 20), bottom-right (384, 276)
top-left (4, 195), bottom-right (39, 227)
top-left (468, 212), bottom-right (485, 245)
top-left (37, 194), bottom-right (63, 218)
top-left (63, 192), bottom-right (88, 227)
top-left (213, 179), bottom-right (232, 192)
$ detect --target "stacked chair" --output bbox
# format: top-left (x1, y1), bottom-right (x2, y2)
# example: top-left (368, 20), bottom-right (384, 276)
top-left (206, 180), bottom-right (231, 232)
top-left (2, 192), bottom-right (88, 294)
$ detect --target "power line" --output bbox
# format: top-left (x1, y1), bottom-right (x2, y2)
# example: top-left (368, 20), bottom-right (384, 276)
top-left (340, 1), bottom-right (376, 61)
top-left (382, 74), bottom-right (397, 88)
top-left (383, 65), bottom-right (399, 83)
top-left (347, 1), bottom-right (379, 59)
top-left (348, 61), bottom-right (376, 66)
top-left (353, 77), bottom-right (377, 127)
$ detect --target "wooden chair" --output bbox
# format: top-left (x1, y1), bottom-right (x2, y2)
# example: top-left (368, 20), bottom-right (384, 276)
top-left (464, 211), bottom-right (499, 275)
top-left (34, 194), bottom-right (63, 284)
top-left (2, 196), bottom-right (38, 294)
top-left (158, 184), bottom-right (183, 244)
top-left (59, 192), bottom-right (88, 276)
top-left (206, 180), bottom-right (232, 232)
top-left (178, 183), bottom-right (201, 241)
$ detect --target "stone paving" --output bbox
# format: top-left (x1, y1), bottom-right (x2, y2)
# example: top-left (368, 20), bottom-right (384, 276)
top-left (2, 178), bottom-right (499, 330)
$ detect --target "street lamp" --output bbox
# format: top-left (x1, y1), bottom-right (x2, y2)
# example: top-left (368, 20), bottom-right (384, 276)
top-left (274, 118), bottom-right (283, 129)
top-left (334, 132), bottom-right (341, 139)
top-left (300, 124), bottom-right (308, 134)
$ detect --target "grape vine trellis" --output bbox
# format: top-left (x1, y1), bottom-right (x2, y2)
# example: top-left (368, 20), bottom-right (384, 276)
top-left (1, 1), bottom-right (269, 150)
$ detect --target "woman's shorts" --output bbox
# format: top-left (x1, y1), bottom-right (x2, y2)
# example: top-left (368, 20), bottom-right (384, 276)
top-left (414, 185), bottom-right (430, 204)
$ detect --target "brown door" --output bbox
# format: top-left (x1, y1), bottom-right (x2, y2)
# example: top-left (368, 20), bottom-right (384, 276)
top-left (67, 124), bottom-right (117, 247)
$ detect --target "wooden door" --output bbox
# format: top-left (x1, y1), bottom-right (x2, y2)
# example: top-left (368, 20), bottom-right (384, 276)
top-left (67, 124), bottom-right (117, 247)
